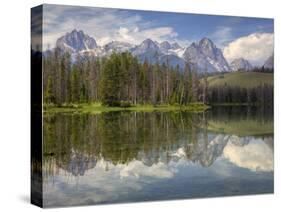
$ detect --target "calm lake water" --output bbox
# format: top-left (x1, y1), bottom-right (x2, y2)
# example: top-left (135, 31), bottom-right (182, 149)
top-left (42, 106), bottom-right (274, 207)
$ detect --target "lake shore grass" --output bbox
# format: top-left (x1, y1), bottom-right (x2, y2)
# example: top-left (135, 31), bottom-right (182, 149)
top-left (44, 102), bottom-right (210, 114)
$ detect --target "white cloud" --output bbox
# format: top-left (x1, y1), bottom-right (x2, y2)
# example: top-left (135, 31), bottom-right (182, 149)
top-left (43, 157), bottom-right (182, 206)
top-left (223, 33), bottom-right (274, 66)
top-left (223, 138), bottom-right (273, 172)
top-left (42, 5), bottom-right (179, 50)
top-left (97, 26), bottom-right (178, 46)
top-left (120, 160), bottom-right (174, 179)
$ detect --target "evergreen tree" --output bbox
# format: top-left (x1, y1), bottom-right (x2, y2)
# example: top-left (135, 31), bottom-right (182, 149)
top-left (44, 76), bottom-right (55, 103)
top-left (70, 66), bottom-right (80, 103)
top-left (99, 52), bottom-right (122, 106)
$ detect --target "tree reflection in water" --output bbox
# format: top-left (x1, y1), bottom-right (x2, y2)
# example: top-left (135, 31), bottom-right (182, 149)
top-left (43, 106), bottom-right (273, 178)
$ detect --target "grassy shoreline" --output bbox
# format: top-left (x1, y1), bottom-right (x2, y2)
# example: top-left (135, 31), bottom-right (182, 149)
top-left (44, 102), bottom-right (210, 114)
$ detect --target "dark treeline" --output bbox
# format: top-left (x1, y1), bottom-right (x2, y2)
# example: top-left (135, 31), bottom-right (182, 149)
top-left (43, 48), bottom-right (201, 106)
top-left (208, 105), bottom-right (273, 124)
top-left (251, 66), bottom-right (274, 73)
top-left (207, 84), bottom-right (273, 105)
top-left (201, 65), bottom-right (274, 105)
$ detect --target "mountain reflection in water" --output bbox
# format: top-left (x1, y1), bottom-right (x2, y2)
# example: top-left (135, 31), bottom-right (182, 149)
top-left (42, 106), bottom-right (273, 207)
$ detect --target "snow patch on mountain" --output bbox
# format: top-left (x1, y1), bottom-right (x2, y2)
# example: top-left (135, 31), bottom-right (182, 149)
top-left (183, 38), bottom-right (231, 73)
top-left (230, 58), bottom-right (253, 71)
top-left (56, 29), bottom-right (98, 53)
top-left (104, 41), bottom-right (135, 54)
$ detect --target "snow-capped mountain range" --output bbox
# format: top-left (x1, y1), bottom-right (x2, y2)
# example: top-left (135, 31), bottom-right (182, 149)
top-left (52, 29), bottom-right (271, 73)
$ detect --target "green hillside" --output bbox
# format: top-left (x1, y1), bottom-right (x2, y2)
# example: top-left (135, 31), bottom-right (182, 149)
top-left (205, 71), bottom-right (273, 88)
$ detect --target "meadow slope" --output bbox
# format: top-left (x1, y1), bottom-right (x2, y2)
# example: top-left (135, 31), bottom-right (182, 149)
top-left (205, 72), bottom-right (273, 88)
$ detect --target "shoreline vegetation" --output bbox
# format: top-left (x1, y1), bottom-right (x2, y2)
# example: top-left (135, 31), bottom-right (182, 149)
top-left (43, 102), bottom-right (273, 114)
top-left (43, 102), bottom-right (210, 114)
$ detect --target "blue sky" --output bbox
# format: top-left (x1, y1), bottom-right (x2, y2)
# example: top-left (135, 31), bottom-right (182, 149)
top-left (42, 4), bottom-right (274, 65)
top-left (131, 10), bottom-right (273, 46)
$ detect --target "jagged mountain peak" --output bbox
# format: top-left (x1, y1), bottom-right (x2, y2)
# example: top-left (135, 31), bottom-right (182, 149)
top-left (69, 28), bottom-right (83, 35)
top-left (131, 38), bottom-right (160, 57)
top-left (199, 37), bottom-right (215, 47)
top-left (190, 42), bottom-right (197, 48)
top-left (160, 41), bottom-right (172, 50)
top-left (104, 41), bottom-right (134, 53)
top-left (230, 58), bottom-right (253, 71)
top-left (56, 29), bottom-right (97, 53)
top-left (140, 39), bottom-right (158, 49)
top-left (171, 42), bottom-right (181, 49)
top-left (198, 37), bottom-right (218, 60)
top-left (158, 41), bottom-right (184, 57)
top-left (183, 38), bottom-right (230, 73)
